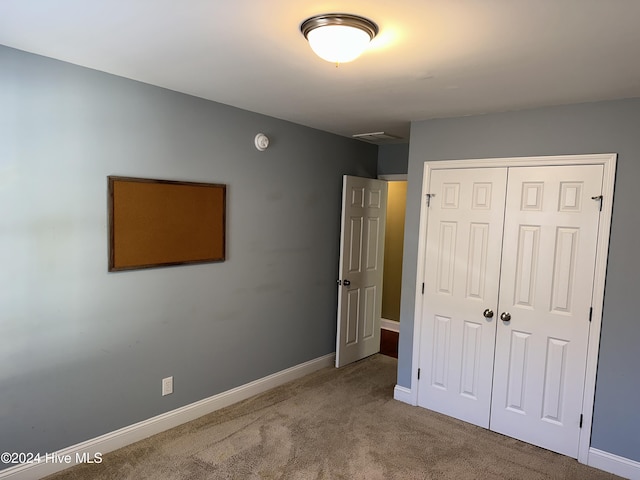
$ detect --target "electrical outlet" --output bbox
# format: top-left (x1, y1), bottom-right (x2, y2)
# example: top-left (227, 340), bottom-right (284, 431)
top-left (162, 376), bottom-right (173, 396)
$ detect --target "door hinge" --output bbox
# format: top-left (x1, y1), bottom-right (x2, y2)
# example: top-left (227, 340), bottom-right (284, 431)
top-left (591, 195), bottom-right (603, 211)
top-left (422, 283), bottom-right (425, 295)
top-left (417, 368), bottom-right (421, 380)
top-left (425, 193), bottom-right (435, 207)
top-left (579, 414), bottom-right (583, 428)
top-left (589, 307), bottom-right (593, 322)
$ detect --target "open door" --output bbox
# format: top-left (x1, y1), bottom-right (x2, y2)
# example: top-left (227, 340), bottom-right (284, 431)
top-left (336, 175), bottom-right (388, 367)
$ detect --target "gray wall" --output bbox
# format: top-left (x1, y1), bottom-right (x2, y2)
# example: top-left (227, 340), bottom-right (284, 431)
top-left (377, 143), bottom-right (409, 175)
top-left (398, 98), bottom-right (640, 461)
top-left (0, 45), bottom-right (377, 463)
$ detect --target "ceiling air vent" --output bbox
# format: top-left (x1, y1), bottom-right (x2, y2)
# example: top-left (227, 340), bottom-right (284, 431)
top-left (352, 131), bottom-right (403, 144)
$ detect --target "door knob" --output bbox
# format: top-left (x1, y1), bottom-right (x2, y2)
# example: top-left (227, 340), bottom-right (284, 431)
top-left (500, 312), bottom-right (511, 322)
top-left (343, 279), bottom-right (351, 286)
top-left (483, 309), bottom-right (494, 319)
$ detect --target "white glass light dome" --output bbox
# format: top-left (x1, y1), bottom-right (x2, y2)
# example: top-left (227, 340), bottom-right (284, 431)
top-left (301, 14), bottom-right (378, 64)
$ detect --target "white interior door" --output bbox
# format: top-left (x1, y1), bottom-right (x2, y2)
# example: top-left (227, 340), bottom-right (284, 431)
top-left (490, 165), bottom-right (603, 457)
top-left (417, 168), bottom-right (507, 427)
top-left (417, 163), bottom-right (605, 458)
top-left (336, 176), bottom-right (388, 368)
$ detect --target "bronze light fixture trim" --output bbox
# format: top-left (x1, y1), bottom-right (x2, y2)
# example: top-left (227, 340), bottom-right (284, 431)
top-left (300, 13), bottom-right (379, 63)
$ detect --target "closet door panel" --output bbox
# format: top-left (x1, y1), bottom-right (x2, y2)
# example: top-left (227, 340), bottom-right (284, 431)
top-left (490, 165), bottom-right (604, 458)
top-left (417, 167), bottom-right (507, 428)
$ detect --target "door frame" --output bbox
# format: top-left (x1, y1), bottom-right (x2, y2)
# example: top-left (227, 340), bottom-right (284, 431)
top-left (409, 153), bottom-right (617, 464)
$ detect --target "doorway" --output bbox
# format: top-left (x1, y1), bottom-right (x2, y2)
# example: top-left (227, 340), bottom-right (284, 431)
top-left (380, 175), bottom-right (407, 358)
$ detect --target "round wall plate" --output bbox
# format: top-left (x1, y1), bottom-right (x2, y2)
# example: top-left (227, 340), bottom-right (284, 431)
top-left (255, 133), bottom-right (269, 151)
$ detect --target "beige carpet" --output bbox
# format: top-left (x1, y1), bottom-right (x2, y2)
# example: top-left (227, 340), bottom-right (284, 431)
top-left (44, 355), bottom-right (620, 480)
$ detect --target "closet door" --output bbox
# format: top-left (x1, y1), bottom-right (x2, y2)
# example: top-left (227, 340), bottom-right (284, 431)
top-left (490, 165), bottom-right (604, 457)
top-left (417, 168), bottom-right (507, 427)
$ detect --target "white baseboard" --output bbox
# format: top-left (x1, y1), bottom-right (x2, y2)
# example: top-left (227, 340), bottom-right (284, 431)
top-left (589, 448), bottom-right (640, 479)
top-left (0, 353), bottom-right (335, 480)
top-left (380, 318), bottom-right (400, 333)
top-left (393, 385), bottom-right (415, 405)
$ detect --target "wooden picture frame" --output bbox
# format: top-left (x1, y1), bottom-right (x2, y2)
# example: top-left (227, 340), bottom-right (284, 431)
top-left (108, 176), bottom-right (226, 271)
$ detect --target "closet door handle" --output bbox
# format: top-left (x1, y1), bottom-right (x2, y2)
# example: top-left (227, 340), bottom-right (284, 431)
top-left (483, 309), bottom-right (494, 319)
top-left (500, 312), bottom-right (511, 322)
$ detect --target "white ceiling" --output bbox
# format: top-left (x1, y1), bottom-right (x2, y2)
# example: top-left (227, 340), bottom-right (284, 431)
top-left (2, 1), bottom-right (640, 142)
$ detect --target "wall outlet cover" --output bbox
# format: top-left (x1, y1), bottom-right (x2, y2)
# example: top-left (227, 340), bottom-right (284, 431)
top-left (162, 376), bottom-right (173, 396)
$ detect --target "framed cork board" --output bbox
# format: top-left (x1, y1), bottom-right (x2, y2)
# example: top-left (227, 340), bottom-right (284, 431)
top-left (108, 176), bottom-right (226, 271)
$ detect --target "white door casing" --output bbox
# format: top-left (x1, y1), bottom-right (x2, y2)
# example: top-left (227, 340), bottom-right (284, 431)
top-left (490, 165), bottom-right (603, 457)
top-left (336, 176), bottom-right (388, 368)
top-left (417, 168), bottom-right (507, 427)
top-left (410, 154), bottom-right (616, 464)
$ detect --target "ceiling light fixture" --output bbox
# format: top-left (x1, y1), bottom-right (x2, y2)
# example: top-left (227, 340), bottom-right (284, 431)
top-left (300, 13), bottom-right (378, 64)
